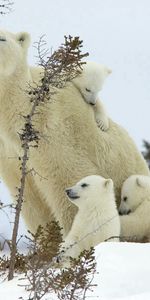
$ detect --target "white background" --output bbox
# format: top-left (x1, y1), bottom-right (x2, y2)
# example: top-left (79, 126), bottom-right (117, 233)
top-left (0, 0), bottom-right (150, 148)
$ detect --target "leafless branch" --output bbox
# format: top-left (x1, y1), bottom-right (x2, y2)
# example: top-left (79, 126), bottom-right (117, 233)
top-left (24, 214), bottom-right (119, 300)
top-left (8, 35), bottom-right (88, 281)
top-left (0, 0), bottom-right (14, 15)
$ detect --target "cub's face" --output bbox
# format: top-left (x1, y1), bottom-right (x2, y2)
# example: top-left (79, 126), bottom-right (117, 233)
top-left (119, 175), bottom-right (150, 215)
top-left (73, 62), bottom-right (111, 105)
top-left (0, 30), bottom-right (30, 76)
top-left (65, 175), bottom-right (113, 208)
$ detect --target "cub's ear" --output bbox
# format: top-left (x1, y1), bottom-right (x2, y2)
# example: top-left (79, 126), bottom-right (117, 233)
top-left (16, 32), bottom-right (31, 49)
top-left (107, 68), bottom-right (112, 75)
top-left (136, 177), bottom-right (145, 188)
top-left (104, 178), bottom-right (113, 188)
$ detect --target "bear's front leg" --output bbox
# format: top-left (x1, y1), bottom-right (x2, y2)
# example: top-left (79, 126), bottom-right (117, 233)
top-left (55, 238), bottom-right (77, 268)
top-left (94, 99), bottom-right (109, 131)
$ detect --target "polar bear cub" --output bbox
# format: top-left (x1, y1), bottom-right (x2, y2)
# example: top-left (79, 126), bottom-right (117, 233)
top-left (59, 175), bottom-right (120, 266)
top-left (72, 62), bottom-right (112, 131)
top-left (119, 175), bottom-right (150, 241)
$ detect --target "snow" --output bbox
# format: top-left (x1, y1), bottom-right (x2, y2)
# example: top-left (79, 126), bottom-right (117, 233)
top-left (0, 278), bottom-right (28, 300)
top-left (1, 243), bottom-right (150, 300)
top-left (95, 243), bottom-right (150, 299)
top-left (0, 181), bottom-right (28, 251)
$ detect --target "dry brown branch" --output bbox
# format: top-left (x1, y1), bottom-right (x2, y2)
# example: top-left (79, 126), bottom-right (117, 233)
top-left (0, 0), bottom-right (13, 15)
top-left (0, 200), bottom-right (14, 210)
top-left (25, 214), bottom-right (120, 299)
top-left (25, 248), bottom-right (96, 300)
top-left (1, 221), bottom-right (97, 299)
top-left (8, 35), bottom-right (88, 281)
top-left (1, 222), bottom-right (62, 273)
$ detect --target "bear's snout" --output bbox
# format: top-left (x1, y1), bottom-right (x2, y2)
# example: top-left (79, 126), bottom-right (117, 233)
top-left (119, 210), bottom-right (123, 216)
top-left (65, 188), bottom-right (72, 196)
top-left (119, 208), bottom-right (131, 215)
top-left (65, 188), bottom-right (80, 200)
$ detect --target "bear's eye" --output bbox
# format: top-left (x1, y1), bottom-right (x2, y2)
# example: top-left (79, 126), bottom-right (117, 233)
top-left (17, 34), bottom-right (26, 43)
top-left (18, 36), bottom-right (25, 42)
top-left (123, 197), bottom-right (128, 202)
top-left (81, 183), bottom-right (89, 188)
top-left (85, 88), bottom-right (91, 93)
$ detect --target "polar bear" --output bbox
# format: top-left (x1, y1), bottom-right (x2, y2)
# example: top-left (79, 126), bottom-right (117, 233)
top-left (0, 30), bottom-right (53, 233)
top-left (73, 62), bottom-right (111, 131)
top-left (0, 29), bottom-right (149, 238)
top-left (119, 175), bottom-right (150, 241)
top-left (58, 175), bottom-right (120, 266)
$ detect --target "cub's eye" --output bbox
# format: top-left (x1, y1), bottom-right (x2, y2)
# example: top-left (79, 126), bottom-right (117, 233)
top-left (19, 37), bottom-right (24, 42)
top-left (81, 183), bottom-right (89, 188)
top-left (85, 88), bottom-right (91, 93)
top-left (17, 35), bottom-right (25, 42)
top-left (123, 197), bottom-right (127, 202)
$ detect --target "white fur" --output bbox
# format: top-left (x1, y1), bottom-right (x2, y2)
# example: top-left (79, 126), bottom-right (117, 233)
top-left (0, 30), bottom-right (54, 233)
top-left (0, 30), bottom-right (30, 77)
top-left (119, 175), bottom-right (150, 241)
top-left (60, 175), bottom-right (120, 266)
top-left (73, 62), bottom-right (111, 131)
top-left (0, 30), bottom-right (149, 238)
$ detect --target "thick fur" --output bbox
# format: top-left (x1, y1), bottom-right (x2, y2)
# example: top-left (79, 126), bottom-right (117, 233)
top-left (0, 30), bottom-right (149, 237)
top-left (73, 62), bottom-right (111, 105)
top-left (0, 30), bottom-right (53, 233)
top-left (60, 175), bottom-right (120, 266)
top-left (119, 175), bottom-right (150, 241)
top-left (73, 62), bottom-right (111, 131)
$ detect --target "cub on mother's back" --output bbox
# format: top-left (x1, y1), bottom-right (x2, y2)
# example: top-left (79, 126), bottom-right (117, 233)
top-left (73, 61), bottom-right (111, 131)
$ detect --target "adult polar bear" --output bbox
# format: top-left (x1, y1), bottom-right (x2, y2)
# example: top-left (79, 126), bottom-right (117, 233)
top-left (0, 30), bottom-right (149, 237)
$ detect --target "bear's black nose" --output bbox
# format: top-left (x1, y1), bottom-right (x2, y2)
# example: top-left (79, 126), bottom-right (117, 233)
top-left (65, 188), bottom-right (72, 196)
top-left (65, 188), bottom-right (80, 200)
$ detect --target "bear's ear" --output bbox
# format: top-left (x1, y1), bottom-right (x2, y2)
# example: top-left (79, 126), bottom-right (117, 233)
top-left (104, 178), bottom-right (113, 189)
top-left (136, 177), bottom-right (145, 188)
top-left (107, 68), bottom-right (112, 75)
top-left (16, 32), bottom-right (31, 49)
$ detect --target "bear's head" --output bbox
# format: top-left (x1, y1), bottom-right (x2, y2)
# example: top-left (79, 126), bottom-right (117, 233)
top-left (0, 30), bottom-right (30, 77)
top-left (65, 175), bottom-right (114, 208)
top-left (119, 175), bottom-right (150, 215)
top-left (73, 61), bottom-right (112, 105)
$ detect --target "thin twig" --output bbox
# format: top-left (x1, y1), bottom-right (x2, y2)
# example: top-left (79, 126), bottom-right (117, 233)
top-left (8, 35), bottom-right (88, 281)
top-left (0, 0), bottom-right (14, 15)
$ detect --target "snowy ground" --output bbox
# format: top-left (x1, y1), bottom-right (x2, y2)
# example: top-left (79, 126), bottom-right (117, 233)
top-left (0, 242), bottom-right (150, 300)
top-left (0, 164), bottom-right (150, 300)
